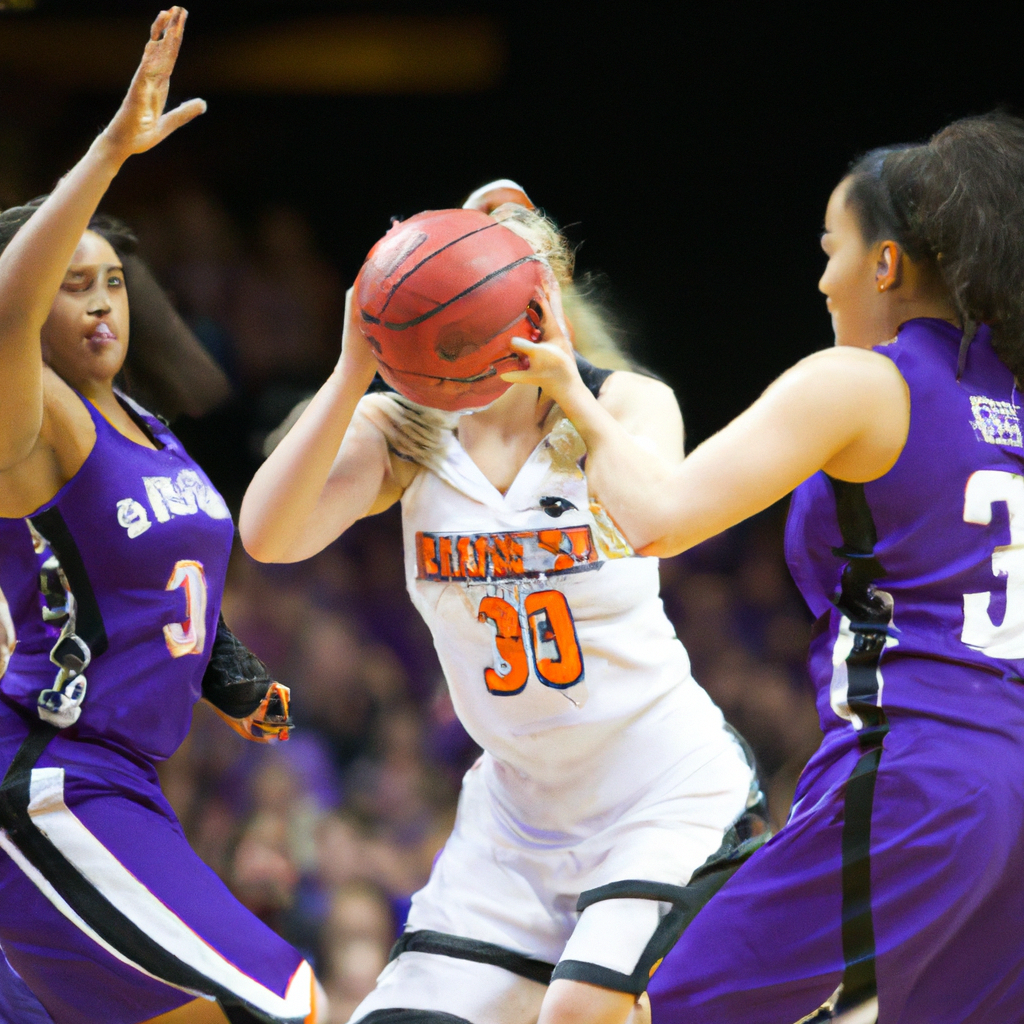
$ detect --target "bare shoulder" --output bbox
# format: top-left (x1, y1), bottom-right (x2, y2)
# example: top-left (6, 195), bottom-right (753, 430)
top-left (790, 346), bottom-right (908, 398)
top-left (788, 349), bottom-right (909, 483)
top-left (594, 369), bottom-right (684, 461)
top-left (40, 366), bottom-right (95, 443)
top-left (0, 367), bottom-right (95, 517)
top-left (596, 369), bottom-right (681, 417)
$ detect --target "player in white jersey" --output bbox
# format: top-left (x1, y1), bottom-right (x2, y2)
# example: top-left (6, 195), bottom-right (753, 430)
top-left (240, 184), bottom-right (762, 1024)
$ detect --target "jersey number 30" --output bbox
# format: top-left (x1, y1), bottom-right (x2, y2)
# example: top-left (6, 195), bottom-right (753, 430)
top-left (478, 591), bottom-right (583, 695)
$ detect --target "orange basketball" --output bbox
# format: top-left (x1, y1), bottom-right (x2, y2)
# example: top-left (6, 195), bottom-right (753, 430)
top-left (355, 209), bottom-right (544, 411)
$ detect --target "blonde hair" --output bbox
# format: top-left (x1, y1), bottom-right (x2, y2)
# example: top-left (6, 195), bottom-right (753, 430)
top-left (489, 203), bottom-right (632, 371)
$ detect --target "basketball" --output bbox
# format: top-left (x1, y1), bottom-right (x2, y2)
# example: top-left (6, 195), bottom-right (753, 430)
top-left (355, 208), bottom-right (544, 411)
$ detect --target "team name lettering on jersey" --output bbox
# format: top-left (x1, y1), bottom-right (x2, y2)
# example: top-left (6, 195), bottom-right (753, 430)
top-left (116, 470), bottom-right (230, 539)
top-left (416, 526), bottom-right (598, 582)
top-left (970, 395), bottom-right (1023, 447)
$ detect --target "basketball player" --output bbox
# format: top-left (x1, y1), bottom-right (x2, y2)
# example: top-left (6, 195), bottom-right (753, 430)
top-left (508, 114), bottom-right (1024, 1024)
top-left (240, 188), bottom-right (765, 1024)
top-left (0, 11), bottom-right (326, 1024)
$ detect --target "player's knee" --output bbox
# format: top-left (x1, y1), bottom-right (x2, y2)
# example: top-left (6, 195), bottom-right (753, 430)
top-left (538, 978), bottom-right (639, 1024)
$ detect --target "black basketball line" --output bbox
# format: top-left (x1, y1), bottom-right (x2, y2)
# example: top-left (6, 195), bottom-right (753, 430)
top-left (380, 256), bottom-right (542, 331)
top-left (375, 221), bottom-right (506, 320)
top-left (376, 352), bottom-right (522, 384)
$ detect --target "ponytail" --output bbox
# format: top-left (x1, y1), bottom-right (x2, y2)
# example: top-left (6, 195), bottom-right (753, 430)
top-left (845, 112), bottom-right (1024, 380)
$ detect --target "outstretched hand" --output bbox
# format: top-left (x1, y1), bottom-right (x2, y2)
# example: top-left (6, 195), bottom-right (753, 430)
top-left (101, 7), bottom-right (206, 162)
top-left (501, 280), bottom-right (587, 408)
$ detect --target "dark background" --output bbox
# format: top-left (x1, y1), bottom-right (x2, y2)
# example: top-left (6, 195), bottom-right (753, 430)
top-left (4, 1), bottom-right (1024, 454)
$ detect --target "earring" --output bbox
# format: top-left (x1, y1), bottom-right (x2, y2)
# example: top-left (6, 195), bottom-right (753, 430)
top-left (878, 281), bottom-right (888, 292)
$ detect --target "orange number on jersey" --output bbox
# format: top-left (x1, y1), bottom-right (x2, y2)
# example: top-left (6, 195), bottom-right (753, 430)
top-left (163, 559), bottom-right (207, 658)
top-left (478, 590), bottom-right (584, 694)
top-left (478, 596), bottom-right (530, 694)
top-left (525, 590), bottom-right (584, 688)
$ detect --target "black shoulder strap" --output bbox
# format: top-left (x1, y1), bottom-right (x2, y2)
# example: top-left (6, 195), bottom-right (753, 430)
top-left (574, 353), bottom-right (614, 399)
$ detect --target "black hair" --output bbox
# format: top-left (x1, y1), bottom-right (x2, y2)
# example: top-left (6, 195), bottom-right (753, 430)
top-left (844, 111), bottom-right (1024, 381)
top-left (0, 198), bottom-right (228, 419)
top-left (0, 197), bottom-right (139, 260)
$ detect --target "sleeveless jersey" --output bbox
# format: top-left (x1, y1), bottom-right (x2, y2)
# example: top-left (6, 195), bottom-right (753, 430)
top-left (786, 319), bottom-right (1024, 734)
top-left (0, 394), bottom-right (233, 762)
top-left (376, 394), bottom-right (731, 832)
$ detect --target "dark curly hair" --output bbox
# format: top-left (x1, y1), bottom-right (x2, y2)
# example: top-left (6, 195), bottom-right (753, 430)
top-left (0, 198), bottom-right (228, 419)
top-left (844, 111), bottom-right (1024, 381)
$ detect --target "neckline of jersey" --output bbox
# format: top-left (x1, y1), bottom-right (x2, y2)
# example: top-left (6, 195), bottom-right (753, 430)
top-left (86, 392), bottom-right (166, 452)
top-left (448, 420), bottom-right (561, 507)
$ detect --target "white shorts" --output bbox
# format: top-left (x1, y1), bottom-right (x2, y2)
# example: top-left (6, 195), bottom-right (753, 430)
top-left (348, 736), bottom-right (754, 1024)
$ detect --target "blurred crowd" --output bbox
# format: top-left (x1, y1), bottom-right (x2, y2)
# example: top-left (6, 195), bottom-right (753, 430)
top-left (113, 184), bottom-right (823, 1022)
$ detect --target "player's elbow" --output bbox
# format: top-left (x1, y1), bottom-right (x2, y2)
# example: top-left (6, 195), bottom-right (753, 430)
top-left (237, 502), bottom-right (286, 564)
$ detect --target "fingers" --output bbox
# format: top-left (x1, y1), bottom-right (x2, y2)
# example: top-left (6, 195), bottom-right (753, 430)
top-left (149, 8), bottom-right (175, 42)
top-left (500, 369), bottom-right (532, 383)
top-left (139, 7), bottom-right (187, 88)
top-left (156, 97), bottom-right (207, 140)
top-left (536, 271), bottom-right (570, 339)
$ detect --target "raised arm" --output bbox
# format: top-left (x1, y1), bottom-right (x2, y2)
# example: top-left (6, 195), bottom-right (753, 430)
top-left (506, 328), bottom-right (909, 557)
top-left (239, 291), bottom-right (399, 563)
top-left (0, 7), bottom-right (204, 470)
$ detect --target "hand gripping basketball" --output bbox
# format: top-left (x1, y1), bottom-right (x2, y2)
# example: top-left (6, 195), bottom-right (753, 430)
top-left (355, 208), bottom-right (544, 411)
top-left (502, 285), bottom-right (583, 407)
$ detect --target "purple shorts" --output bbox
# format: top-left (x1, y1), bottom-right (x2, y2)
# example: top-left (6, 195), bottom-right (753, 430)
top-left (0, 702), bottom-right (312, 1024)
top-left (649, 697), bottom-right (1024, 1024)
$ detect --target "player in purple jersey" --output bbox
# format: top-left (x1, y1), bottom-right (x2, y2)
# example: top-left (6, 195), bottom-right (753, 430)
top-left (0, 10), bottom-right (326, 1024)
top-left (505, 112), bottom-right (1024, 1023)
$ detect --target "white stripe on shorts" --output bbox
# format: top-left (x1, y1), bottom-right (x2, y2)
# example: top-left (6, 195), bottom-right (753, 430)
top-left (12, 766), bottom-right (311, 1020)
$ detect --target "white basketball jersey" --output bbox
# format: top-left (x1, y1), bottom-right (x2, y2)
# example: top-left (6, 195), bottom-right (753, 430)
top-left (367, 395), bottom-right (733, 833)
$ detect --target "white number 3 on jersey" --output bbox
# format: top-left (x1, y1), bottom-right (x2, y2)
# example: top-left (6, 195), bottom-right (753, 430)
top-left (163, 559), bottom-right (208, 658)
top-left (962, 470), bottom-right (1024, 658)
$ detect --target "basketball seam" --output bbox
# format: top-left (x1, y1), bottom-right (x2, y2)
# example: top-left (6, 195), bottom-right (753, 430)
top-left (374, 221), bottom-right (506, 319)
top-left (378, 256), bottom-right (541, 331)
top-left (375, 352), bottom-right (521, 384)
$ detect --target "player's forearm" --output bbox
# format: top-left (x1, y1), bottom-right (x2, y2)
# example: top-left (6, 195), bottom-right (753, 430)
top-left (558, 379), bottom-right (682, 551)
top-left (0, 138), bottom-right (122, 342)
top-left (0, 139), bottom-right (123, 467)
top-left (239, 367), bottom-right (371, 562)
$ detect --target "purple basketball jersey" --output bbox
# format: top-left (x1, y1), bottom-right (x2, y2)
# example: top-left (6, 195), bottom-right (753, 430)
top-left (0, 394), bottom-right (233, 760)
top-left (787, 319), bottom-right (1024, 734)
top-left (649, 320), bottom-right (1024, 1024)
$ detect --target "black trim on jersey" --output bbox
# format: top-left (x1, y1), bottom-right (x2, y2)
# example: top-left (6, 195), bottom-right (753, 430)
top-left (574, 354), bottom-right (614, 399)
top-left (0, 723), bottom-right (303, 1024)
top-left (820, 477), bottom-right (891, 1018)
top-left (28, 507), bottom-right (108, 660)
top-left (354, 1009), bottom-right (475, 1024)
top-left (389, 930), bottom-right (554, 986)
